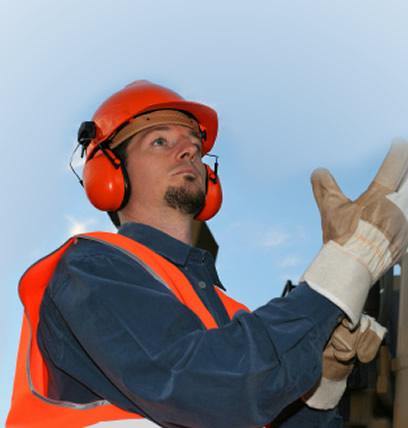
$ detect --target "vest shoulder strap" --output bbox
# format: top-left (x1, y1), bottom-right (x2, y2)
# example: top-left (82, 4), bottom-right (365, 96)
top-left (81, 232), bottom-right (250, 321)
top-left (80, 231), bottom-right (220, 329)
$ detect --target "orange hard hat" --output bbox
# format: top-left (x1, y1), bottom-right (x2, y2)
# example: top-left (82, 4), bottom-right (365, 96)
top-left (86, 80), bottom-right (218, 156)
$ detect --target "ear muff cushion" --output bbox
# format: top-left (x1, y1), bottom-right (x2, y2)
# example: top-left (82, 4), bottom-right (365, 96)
top-left (83, 149), bottom-right (128, 212)
top-left (195, 164), bottom-right (222, 221)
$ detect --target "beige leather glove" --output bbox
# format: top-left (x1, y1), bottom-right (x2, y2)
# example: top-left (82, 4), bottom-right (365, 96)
top-left (302, 142), bottom-right (408, 325)
top-left (305, 315), bottom-right (387, 409)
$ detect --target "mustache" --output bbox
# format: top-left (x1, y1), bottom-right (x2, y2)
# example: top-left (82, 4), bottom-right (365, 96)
top-left (171, 162), bottom-right (204, 178)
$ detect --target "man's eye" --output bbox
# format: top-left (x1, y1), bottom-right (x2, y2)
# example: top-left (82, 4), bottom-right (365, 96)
top-left (194, 144), bottom-right (203, 156)
top-left (152, 138), bottom-right (166, 146)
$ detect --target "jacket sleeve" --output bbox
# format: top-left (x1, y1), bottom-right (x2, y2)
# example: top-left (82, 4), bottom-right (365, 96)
top-left (38, 240), bottom-right (343, 428)
top-left (273, 404), bottom-right (344, 427)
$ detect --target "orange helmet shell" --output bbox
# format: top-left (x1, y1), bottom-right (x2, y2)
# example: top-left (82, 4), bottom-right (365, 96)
top-left (88, 80), bottom-right (218, 156)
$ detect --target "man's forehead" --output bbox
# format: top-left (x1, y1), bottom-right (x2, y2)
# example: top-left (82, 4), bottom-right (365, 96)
top-left (110, 110), bottom-right (201, 149)
top-left (138, 125), bottom-right (201, 139)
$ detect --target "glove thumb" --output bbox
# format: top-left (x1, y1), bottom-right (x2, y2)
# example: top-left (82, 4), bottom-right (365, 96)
top-left (311, 168), bottom-right (349, 211)
top-left (311, 168), bottom-right (349, 242)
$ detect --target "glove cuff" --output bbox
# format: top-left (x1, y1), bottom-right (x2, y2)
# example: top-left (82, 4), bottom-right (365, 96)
top-left (305, 376), bottom-right (347, 409)
top-left (302, 241), bottom-right (371, 327)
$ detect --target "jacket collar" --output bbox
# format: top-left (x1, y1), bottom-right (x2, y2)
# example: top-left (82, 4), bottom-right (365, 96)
top-left (118, 222), bottom-right (204, 267)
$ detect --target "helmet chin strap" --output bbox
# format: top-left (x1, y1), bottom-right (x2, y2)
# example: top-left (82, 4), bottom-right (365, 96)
top-left (70, 121), bottom-right (98, 188)
top-left (72, 120), bottom-right (123, 189)
top-left (69, 143), bottom-right (84, 187)
top-left (205, 154), bottom-right (219, 182)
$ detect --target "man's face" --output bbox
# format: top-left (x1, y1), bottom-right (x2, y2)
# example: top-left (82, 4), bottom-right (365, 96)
top-left (124, 124), bottom-right (207, 215)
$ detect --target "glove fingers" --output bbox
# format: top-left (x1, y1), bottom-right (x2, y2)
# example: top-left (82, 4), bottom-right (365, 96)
top-left (311, 168), bottom-right (349, 214)
top-left (387, 175), bottom-right (408, 221)
top-left (356, 318), bottom-right (387, 363)
top-left (331, 337), bottom-right (357, 362)
top-left (356, 330), bottom-right (383, 363)
top-left (330, 323), bottom-right (358, 362)
top-left (322, 345), bottom-right (354, 380)
top-left (372, 141), bottom-right (408, 193)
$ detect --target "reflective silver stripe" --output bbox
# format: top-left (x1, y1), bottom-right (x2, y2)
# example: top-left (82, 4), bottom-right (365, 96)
top-left (25, 278), bottom-right (110, 409)
top-left (25, 309), bottom-right (112, 409)
top-left (24, 235), bottom-right (170, 410)
top-left (79, 235), bottom-right (171, 291)
top-left (87, 419), bottom-right (160, 427)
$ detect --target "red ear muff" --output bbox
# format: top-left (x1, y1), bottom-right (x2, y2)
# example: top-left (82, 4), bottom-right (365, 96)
top-left (83, 148), bottom-right (129, 212)
top-left (195, 164), bottom-right (222, 221)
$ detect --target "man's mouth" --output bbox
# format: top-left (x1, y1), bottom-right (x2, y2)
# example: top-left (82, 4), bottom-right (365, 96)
top-left (173, 168), bottom-right (198, 179)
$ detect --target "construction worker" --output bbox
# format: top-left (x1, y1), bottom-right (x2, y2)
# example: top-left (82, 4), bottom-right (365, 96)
top-left (7, 80), bottom-right (407, 427)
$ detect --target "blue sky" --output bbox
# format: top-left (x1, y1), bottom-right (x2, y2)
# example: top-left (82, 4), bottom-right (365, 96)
top-left (1, 0), bottom-right (408, 422)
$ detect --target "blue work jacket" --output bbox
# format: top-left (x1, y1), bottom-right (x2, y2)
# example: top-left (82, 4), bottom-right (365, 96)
top-left (37, 222), bottom-right (344, 427)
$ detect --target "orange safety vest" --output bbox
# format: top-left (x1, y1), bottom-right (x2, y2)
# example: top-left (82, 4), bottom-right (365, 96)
top-left (7, 232), bottom-right (250, 428)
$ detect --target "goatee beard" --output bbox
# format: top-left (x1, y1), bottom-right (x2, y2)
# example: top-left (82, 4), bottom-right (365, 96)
top-left (164, 186), bottom-right (205, 215)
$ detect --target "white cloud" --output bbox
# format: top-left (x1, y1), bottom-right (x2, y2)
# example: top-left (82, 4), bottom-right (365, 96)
top-left (262, 228), bottom-right (290, 248)
top-left (65, 215), bottom-right (97, 236)
top-left (218, 220), bottom-right (308, 251)
top-left (219, 221), bottom-right (292, 249)
top-left (277, 255), bottom-right (302, 268)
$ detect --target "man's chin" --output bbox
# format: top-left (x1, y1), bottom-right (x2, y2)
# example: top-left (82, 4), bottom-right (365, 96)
top-left (164, 186), bottom-right (205, 215)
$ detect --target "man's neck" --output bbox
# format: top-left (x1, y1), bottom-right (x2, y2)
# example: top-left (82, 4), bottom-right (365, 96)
top-left (118, 206), bottom-right (194, 246)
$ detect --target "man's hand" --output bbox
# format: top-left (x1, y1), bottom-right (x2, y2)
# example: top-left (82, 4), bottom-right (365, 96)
top-left (302, 142), bottom-right (408, 325)
top-left (305, 315), bottom-right (387, 409)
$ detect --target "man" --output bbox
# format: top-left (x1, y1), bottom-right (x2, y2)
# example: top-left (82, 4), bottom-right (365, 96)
top-left (7, 80), bottom-right (407, 427)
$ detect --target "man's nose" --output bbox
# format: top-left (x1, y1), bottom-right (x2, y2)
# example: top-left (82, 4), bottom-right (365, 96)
top-left (176, 139), bottom-right (200, 160)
